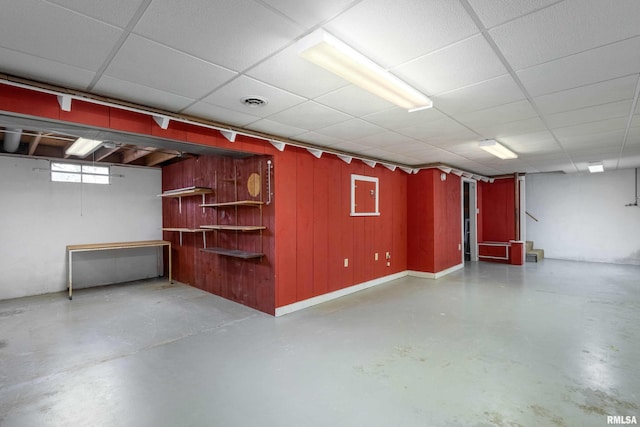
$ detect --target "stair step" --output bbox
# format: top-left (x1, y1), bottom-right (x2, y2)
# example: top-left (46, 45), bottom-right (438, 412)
top-left (526, 241), bottom-right (534, 251)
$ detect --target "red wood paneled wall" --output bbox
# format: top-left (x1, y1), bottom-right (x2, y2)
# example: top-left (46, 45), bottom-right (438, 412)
top-left (407, 169), bottom-right (462, 273)
top-left (478, 177), bottom-right (516, 242)
top-left (1, 84), bottom-right (523, 314)
top-left (274, 148), bottom-right (407, 308)
top-left (162, 155), bottom-right (275, 314)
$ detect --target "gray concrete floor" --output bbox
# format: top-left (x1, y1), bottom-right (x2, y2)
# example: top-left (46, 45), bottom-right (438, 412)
top-left (0, 259), bottom-right (638, 427)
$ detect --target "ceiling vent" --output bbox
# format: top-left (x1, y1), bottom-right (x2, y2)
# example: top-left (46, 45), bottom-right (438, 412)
top-left (241, 96), bottom-right (268, 108)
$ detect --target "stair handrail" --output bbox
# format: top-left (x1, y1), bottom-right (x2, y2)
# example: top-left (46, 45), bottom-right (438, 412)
top-left (526, 211), bottom-right (539, 222)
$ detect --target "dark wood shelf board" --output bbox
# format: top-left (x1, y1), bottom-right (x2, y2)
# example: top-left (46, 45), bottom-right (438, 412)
top-left (200, 247), bottom-right (264, 259)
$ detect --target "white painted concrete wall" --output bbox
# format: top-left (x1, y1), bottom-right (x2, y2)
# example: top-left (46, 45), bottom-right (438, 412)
top-left (526, 169), bottom-right (640, 265)
top-left (0, 156), bottom-right (162, 300)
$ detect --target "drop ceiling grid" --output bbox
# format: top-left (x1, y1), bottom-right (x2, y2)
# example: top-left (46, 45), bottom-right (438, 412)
top-left (0, 0), bottom-right (124, 71)
top-left (1, 0), bottom-right (640, 173)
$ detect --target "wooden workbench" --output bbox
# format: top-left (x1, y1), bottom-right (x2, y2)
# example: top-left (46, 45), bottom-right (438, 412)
top-left (66, 240), bottom-right (172, 300)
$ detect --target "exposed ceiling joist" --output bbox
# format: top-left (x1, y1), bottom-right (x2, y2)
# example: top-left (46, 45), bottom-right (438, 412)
top-left (122, 146), bottom-right (157, 164)
top-left (145, 150), bottom-right (180, 167)
top-left (28, 132), bottom-right (42, 156)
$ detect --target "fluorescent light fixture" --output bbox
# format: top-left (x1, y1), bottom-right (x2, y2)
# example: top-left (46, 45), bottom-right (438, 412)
top-left (479, 139), bottom-right (517, 159)
top-left (298, 30), bottom-right (432, 112)
top-left (65, 137), bottom-right (103, 157)
top-left (588, 162), bottom-right (604, 173)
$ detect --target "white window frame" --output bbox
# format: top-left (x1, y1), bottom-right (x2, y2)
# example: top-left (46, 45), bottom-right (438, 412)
top-left (51, 161), bottom-right (110, 185)
top-left (350, 174), bottom-right (380, 216)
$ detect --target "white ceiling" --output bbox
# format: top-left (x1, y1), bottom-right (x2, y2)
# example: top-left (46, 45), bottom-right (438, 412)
top-left (1, 0), bottom-right (640, 175)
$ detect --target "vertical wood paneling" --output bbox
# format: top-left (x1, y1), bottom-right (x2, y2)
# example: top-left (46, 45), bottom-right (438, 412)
top-left (274, 151), bottom-right (298, 307)
top-left (295, 151), bottom-right (315, 301)
top-left (326, 157), bottom-right (344, 292)
top-left (312, 156), bottom-right (330, 296)
top-left (163, 153), bottom-right (275, 314)
top-left (481, 177), bottom-right (516, 242)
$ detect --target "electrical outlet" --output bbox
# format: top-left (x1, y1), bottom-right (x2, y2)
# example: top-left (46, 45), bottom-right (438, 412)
top-left (386, 252), bottom-right (391, 260)
top-left (344, 258), bottom-right (349, 268)
top-left (387, 262), bottom-right (391, 267)
top-left (375, 253), bottom-right (379, 261)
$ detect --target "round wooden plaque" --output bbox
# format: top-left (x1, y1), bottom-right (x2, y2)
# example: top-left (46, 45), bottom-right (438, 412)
top-left (247, 173), bottom-right (261, 197)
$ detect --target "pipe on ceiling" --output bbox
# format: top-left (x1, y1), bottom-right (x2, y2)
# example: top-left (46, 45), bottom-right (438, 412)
top-left (3, 128), bottom-right (22, 153)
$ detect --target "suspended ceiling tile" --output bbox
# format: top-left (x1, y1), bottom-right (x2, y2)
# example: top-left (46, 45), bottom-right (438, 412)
top-left (245, 119), bottom-right (307, 138)
top-left (374, 152), bottom-right (424, 164)
top-left (104, 35), bottom-right (237, 100)
top-left (559, 130), bottom-right (625, 149)
top-left (445, 140), bottom-right (490, 156)
top-left (357, 147), bottom-right (402, 160)
top-left (456, 99), bottom-right (538, 129)
top-left (527, 161), bottom-right (576, 173)
top-left (534, 75), bottom-right (638, 115)
top-left (351, 131), bottom-right (418, 149)
top-left (518, 36), bottom-right (640, 97)
top-left (332, 141), bottom-right (377, 155)
top-left (474, 117), bottom-right (547, 140)
top-left (325, 0), bottom-right (478, 68)
top-left (246, 43), bottom-right (348, 99)
top-left (545, 100), bottom-right (634, 129)
top-left (46, 0), bottom-right (147, 28)
top-left (397, 117), bottom-right (478, 141)
top-left (315, 85), bottom-right (396, 117)
top-left (490, 0), bottom-right (640, 70)
top-left (553, 118), bottom-right (629, 139)
top-left (259, 0), bottom-right (359, 29)
top-left (500, 131), bottom-right (561, 154)
top-left (133, 0), bottom-right (302, 71)
top-left (363, 107), bottom-right (447, 130)
top-left (0, 0), bottom-right (123, 71)
top-left (433, 75), bottom-right (525, 115)
top-left (382, 140), bottom-right (439, 155)
top-left (394, 35), bottom-right (508, 95)
top-left (566, 146), bottom-right (623, 160)
top-left (267, 101), bottom-right (352, 130)
top-left (181, 101), bottom-right (261, 127)
top-left (626, 126), bottom-right (640, 146)
top-left (202, 76), bottom-right (306, 118)
top-left (0, 47), bottom-right (95, 91)
top-left (466, 0), bottom-right (560, 29)
top-left (315, 119), bottom-right (386, 141)
top-left (93, 76), bottom-right (195, 112)
top-left (294, 132), bottom-right (345, 148)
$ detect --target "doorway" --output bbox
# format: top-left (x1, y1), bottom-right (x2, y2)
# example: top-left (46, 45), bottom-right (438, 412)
top-left (462, 179), bottom-right (478, 263)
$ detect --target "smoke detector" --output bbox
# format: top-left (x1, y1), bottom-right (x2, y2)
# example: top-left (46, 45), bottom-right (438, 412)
top-left (241, 96), bottom-right (268, 108)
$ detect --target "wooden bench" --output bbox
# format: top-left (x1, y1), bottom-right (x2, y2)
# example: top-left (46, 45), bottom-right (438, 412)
top-left (66, 240), bottom-right (172, 300)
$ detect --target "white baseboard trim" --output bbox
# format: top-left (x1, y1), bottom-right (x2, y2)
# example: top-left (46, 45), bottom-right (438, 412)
top-left (408, 263), bottom-right (464, 279)
top-left (275, 271), bottom-right (409, 317)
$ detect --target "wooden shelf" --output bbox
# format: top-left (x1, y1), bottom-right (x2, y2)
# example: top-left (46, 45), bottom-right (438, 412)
top-left (162, 228), bottom-right (213, 246)
top-left (200, 200), bottom-right (264, 208)
top-left (200, 247), bottom-right (264, 259)
top-left (200, 225), bottom-right (266, 232)
top-left (162, 227), bottom-right (212, 232)
top-left (159, 186), bottom-right (213, 198)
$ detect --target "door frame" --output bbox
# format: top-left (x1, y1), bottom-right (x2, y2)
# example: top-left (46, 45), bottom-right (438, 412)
top-left (461, 178), bottom-right (478, 263)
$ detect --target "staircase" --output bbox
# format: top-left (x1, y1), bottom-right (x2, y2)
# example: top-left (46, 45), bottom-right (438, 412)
top-left (526, 241), bottom-right (544, 262)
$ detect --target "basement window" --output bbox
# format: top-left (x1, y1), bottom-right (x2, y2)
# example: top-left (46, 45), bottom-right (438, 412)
top-left (51, 162), bottom-right (110, 184)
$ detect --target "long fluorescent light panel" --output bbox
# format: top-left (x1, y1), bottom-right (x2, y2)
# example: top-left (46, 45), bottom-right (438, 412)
top-left (298, 30), bottom-right (433, 112)
top-left (65, 137), bottom-right (103, 157)
top-left (479, 139), bottom-right (517, 159)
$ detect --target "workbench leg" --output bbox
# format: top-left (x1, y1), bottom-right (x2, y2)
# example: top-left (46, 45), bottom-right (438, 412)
top-left (68, 251), bottom-right (73, 300)
top-left (169, 243), bottom-right (173, 284)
